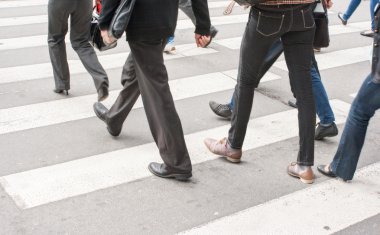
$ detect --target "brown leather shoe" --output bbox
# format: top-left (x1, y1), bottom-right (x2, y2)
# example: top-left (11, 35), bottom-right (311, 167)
top-left (204, 137), bottom-right (242, 163)
top-left (287, 162), bottom-right (314, 184)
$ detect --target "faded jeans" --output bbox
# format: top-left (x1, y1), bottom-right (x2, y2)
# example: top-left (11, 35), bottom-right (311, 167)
top-left (330, 74), bottom-right (380, 180)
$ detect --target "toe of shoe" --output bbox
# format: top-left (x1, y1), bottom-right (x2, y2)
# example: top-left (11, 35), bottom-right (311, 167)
top-left (203, 138), bottom-right (215, 147)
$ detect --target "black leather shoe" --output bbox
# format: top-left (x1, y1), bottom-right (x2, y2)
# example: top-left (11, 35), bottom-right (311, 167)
top-left (148, 162), bottom-right (192, 181)
top-left (97, 86), bottom-right (109, 102)
top-left (93, 102), bottom-right (121, 136)
top-left (288, 99), bottom-right (298, 108)
top-left (317, 164), bottom-right (336, 178)
top-left (209, 101), bottom-right (232, 119)
top-left (53, 89), bottom-right (69, 95)
top-left (204, 28), bottom-right (218, 48)
top-left (360, 30), bottom-right (374, 38)
top-left (337, 12), bottom-right (347, 25)
top-left (315, 122), bottom-right (338, 140)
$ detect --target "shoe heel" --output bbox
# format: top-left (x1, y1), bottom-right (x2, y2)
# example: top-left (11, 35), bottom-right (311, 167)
top-left (300, 178), bottom-right (314, 184)
top-left (174, 173), bottom-right (192, 181)
top-left (226, 157), bottom-right (241, 163)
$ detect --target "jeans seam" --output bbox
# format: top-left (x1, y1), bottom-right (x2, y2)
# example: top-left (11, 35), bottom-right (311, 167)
top-left (301, 9), bottom-right (315, 29)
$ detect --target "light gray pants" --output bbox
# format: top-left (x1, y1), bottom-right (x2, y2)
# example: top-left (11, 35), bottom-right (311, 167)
top-left (48, 0), bottom-right (108, 91)
top-left (179, 0), bottom-right (217, 33)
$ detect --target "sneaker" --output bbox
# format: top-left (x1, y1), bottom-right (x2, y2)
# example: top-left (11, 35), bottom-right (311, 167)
top-left (209, 101), bottom-right (232, 119)
top-left (337, 12), bottom-right (347, 25)
top-left (164, 37), bottom-right (176, 54)
top-left (204, 137), bottom-right (242, 163)
top-left (315, 122), bottom-right (338, 140)
top-left (287, 162), bottom-right (314, 184)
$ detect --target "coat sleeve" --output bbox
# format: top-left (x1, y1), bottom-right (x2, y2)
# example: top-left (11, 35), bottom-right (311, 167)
top-left (191, 0), bottom-right (211, 35)
top-left (98, 0), bottom-right (121, 30)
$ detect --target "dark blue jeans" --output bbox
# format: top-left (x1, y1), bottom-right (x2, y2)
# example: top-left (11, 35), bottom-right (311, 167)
top-left (228, 4), bottom-right (316, 166)
top-left (310, 54), bottom-right (335, 125)
top-left (330, 74), bottom-right (380, 180)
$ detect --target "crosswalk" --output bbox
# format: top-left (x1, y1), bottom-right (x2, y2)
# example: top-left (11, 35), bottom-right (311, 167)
top-left (0, 0), bottom-right (379, 234)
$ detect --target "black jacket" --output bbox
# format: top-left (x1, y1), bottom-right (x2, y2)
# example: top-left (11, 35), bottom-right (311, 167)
top-left (99, 0), bottom-right (211, 42)
top-left (372, 5), bottom-right (380, 83)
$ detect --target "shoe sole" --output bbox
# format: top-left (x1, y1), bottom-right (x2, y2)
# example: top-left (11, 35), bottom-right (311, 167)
top-left (317, 167), bottom-right (337, 178)
top-left (315, 132), bottom-right (338, 140)
top-left (148, 166), bottom-right (192, 181)
top-left (337, 14), bottom-right (347, 25)
top-left (287, 171), bottom-right (314, 184)
top-left (226, 157), bottom-right (241, 163)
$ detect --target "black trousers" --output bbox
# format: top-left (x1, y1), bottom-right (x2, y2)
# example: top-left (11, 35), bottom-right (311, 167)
top-left (105, 40), bottom-right (192, 172)
top-left (228, 4), bottom-right (316, 166)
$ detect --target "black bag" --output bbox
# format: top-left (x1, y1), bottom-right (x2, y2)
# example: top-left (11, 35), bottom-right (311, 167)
top-left (313, 2), bottom-right (330, 48)
top-left (90, 12), bottom-right (117, 51)
top-left (108, 0), bottom-right (136, 39)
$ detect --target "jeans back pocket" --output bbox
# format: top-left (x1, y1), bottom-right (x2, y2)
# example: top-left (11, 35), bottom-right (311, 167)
top-left (256, 11), bottom-right (284, 37)
top-left (301, 8), bottom-right (315, 29)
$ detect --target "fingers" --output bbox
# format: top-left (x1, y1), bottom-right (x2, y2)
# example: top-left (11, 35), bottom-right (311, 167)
top-left (101, 30), bottom-right (116, 45)
top-left (195, 35), bottom-right (211, 48)
top-left (199, 36), bottom-right (211, 47)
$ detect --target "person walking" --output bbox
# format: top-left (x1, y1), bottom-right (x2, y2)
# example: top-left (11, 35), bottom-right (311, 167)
top-left (337, 0), bottom-right (377, 37)
top-left (204, 0), bottom-right (318, 184)
top-left (48, 0), bottom-right (109, 101)
top-left (209, 40), bottom-right (338, 140)
top-left (94, 0), bottom-right (211, 181)
top-left (164, 0), bottom-right (219, 53)
top-left (318, 5), bottom-right (380, 181)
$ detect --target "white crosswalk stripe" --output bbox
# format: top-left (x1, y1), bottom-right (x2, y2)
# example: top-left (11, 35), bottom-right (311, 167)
top-left (179, 161), bottom-right (380, 234)
top-left (0, 43), bottom-right (217, 84)
top-left (0, 21), bottom-right (371, 51)
top-left (0, 0), bottom-right (233, 9)
top-left (0, 70), bottom-right (280, 135)
top-left (214, 21), bottom-right (372, 50)
top-left (0, 100), bottom-right (351, 209)
top-left (275, 46), bottom-right (372, 71)
top-left (0, 45), bottom-right (371, 84)
top-left (0, 1), bottom-right (378, 233)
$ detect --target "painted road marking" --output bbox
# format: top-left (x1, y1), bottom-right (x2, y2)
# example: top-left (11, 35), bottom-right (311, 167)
top-left (0, 100), bottom-right (350, 209)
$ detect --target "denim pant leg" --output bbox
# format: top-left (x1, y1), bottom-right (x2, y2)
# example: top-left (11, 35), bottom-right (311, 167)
top-left (311, 53), bottom-right (335, 124)
top-left (343, 0), bottom-right (362, 20)
top-left (229, 39), bottom-right (284, 110)
top-left (330, 74), bottom-right (380, 180)
top-left (282, 25), bottom-right (316, 166)
top-left (370, 0), bottom-right (377, 30)
top-left (228, 8), bottom-right (283, 148)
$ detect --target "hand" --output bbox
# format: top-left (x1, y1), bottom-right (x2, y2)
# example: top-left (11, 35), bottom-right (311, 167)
top-left (195, 34), bottom-right (211, 48)
top-left (101, 29), bottom-right (116, 45)
top-left (324, 0), bottom-right (333, 9)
